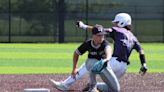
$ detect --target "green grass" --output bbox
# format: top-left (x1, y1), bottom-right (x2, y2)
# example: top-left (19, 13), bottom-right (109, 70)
top-left (128, 43), bottom-right (164, 73)
top-left (0, 43), bottom-right (163, 74)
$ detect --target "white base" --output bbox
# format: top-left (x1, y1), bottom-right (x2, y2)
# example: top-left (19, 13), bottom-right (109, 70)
top-left (24, 88), bottom-right (50, 92)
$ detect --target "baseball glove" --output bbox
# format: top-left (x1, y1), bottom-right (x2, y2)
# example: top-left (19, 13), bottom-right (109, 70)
top-left (91, 59), bottom-right (107, 74)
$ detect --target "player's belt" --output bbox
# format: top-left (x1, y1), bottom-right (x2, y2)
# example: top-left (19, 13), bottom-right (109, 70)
top-left (116, 58), bottom-right (130, 65)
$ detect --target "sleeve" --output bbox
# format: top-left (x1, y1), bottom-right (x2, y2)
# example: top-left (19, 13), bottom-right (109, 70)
top-left (133, 37), bottom-right (142, 52)
top-left (75, 41), bottom-right (88, 55)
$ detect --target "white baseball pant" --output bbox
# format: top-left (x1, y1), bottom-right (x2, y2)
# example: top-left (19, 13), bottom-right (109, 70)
top-left (63, 59), bottom-right (97, 88)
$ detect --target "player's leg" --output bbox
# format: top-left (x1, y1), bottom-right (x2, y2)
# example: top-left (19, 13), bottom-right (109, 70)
top-left (96, 82), bottom-right (110, 92)
top-left (109, 57), bottom-right (127, 80)
top-left (85, 59), bottom-right (99, 71)
top-left (63, 63), bottom-right (89, 87)
top-left (85, 58), bottom-right (98, 89)
top-left (88, 72), bottom-right (99, 92)
top-left (98, 64), bottom-right (120, 92)
top-left (96, 57), bottom-right (127, 92)
top-left (50, 63), bottom-right (89, 90)
top-left (83, 59), bottom-right (99, 92)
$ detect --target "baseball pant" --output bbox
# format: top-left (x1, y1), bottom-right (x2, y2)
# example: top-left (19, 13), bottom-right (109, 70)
top-left (97, 57), bottom-right (127, 92)
top-left (63, 58), bottom-right (97, 88)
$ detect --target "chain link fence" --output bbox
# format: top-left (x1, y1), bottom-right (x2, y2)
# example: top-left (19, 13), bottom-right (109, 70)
top-left (0, 0), bottom-right (163, 43)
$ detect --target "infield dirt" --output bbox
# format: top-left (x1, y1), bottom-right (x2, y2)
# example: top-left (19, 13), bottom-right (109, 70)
top-left (0, 73), bottom-right (163, 92)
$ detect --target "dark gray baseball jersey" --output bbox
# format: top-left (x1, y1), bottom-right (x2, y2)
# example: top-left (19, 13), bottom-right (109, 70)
top-left (75, 39), bottom-right (109, 60)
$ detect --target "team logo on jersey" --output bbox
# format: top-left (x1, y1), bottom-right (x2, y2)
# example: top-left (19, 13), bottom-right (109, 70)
top-left (121, 38), bottom-right (133, 47)
top-left (99, 51), bottom-right (104, 55)
top-left (90, 52), bottom-right (97, 55)
top-left (121, 34), bottom-right (134, 47)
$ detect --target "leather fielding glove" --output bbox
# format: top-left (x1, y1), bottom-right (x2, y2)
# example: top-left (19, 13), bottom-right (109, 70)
top-left (91, 59), bottom-right (107, 74)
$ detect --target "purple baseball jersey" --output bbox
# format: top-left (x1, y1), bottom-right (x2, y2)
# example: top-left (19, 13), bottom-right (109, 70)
top-left (104, 27), bottom-right (142, 62)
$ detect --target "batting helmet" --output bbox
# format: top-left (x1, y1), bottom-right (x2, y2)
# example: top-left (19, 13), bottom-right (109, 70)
top-left (112, 13), bottom-right (132, 28)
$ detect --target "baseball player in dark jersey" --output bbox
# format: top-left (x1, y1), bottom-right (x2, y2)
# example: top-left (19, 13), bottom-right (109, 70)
top-left (50, 25), bottom-right (120, 92)
top-left (76, 13), bottom-right (148, 92)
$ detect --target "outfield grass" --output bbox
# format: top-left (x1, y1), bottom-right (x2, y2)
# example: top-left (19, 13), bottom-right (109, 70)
top-left (0, 43), bottom-right (163, 74)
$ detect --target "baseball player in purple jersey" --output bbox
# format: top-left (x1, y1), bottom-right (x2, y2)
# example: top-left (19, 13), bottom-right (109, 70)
top-left (50, 25), bottom-right (120, 92)
top-left (76, 13), bottom-right (148, 92)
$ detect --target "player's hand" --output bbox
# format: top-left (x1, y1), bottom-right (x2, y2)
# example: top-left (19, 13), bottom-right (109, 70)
top-left (71, 68), bottom-right (79, 80)
top-left (76, 21), bottom-right (87, 30)
top-left (139, 64), bottom-right (148, 76)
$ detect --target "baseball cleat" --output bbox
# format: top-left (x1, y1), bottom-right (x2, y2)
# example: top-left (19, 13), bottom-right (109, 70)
top-left (49, 79), bottom-right (68, 91)
top-left (82, 83), bottom-right (99, 92)
top-left (88, 85), bottom-right (99, 92)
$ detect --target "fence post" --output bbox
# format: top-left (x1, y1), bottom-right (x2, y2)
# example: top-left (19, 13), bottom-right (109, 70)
top-left (163, 0), bottom-right (164, 43)
top-left (8, 0), bottom-right (11, 43)
top-left (85, 0), bottom-right (88, 40)
top-left (58, 0), bottom-right (65, 43)
top-left (134, 5), bottom-right (138, 37)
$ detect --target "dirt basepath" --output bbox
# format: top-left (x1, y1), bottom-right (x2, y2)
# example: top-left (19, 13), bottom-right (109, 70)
top-left (0, 73), bottom-right (163, 92)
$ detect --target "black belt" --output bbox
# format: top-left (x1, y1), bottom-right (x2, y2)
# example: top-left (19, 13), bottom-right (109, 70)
top-left (116, 58), bottom-right (130, 65)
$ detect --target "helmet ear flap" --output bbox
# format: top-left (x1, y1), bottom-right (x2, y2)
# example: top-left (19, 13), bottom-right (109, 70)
top-left (117, 20), bottom-right (126, 28)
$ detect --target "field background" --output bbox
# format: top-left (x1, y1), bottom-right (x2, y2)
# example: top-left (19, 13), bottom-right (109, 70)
top-left (0, 20), bottom-right (163, 42)
top-left (0, 1), bottom-right (163, 91)
top-left (0, 43), bottom-right (163, 74)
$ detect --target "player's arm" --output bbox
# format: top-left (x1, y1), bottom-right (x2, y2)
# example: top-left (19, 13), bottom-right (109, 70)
top-left (134, 40), bottom-right (147, 75)
top-left (139, 49), bottom-right (146, 66)
top-left (76, 21), bottom-right (93, 32)
top-left (138, 49), bottom-right (148, 75)
top-left (72, 41), bottom-right (88, 79)
top-left (104, 45), bottom-right (112, 62)
top-left (76, 21), bottom-right (113, 34)
top-left (73, 51), bottom-right (79, 72)
top-left (135, 43), bottom-right (147, 68)
top-left (71, 51), bottom-right (79, 79)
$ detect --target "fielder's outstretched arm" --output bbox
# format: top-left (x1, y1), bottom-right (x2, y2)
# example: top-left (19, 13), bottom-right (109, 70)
top-left (104, 46), bottom-right (112, 61)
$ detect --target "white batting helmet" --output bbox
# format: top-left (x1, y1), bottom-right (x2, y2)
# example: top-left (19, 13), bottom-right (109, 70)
top-left (112, 13), bottom-right (132, 28)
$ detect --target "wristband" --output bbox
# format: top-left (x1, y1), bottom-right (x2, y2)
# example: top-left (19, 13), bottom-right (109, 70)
top-left (140, 54), bottom-right (146, 66)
